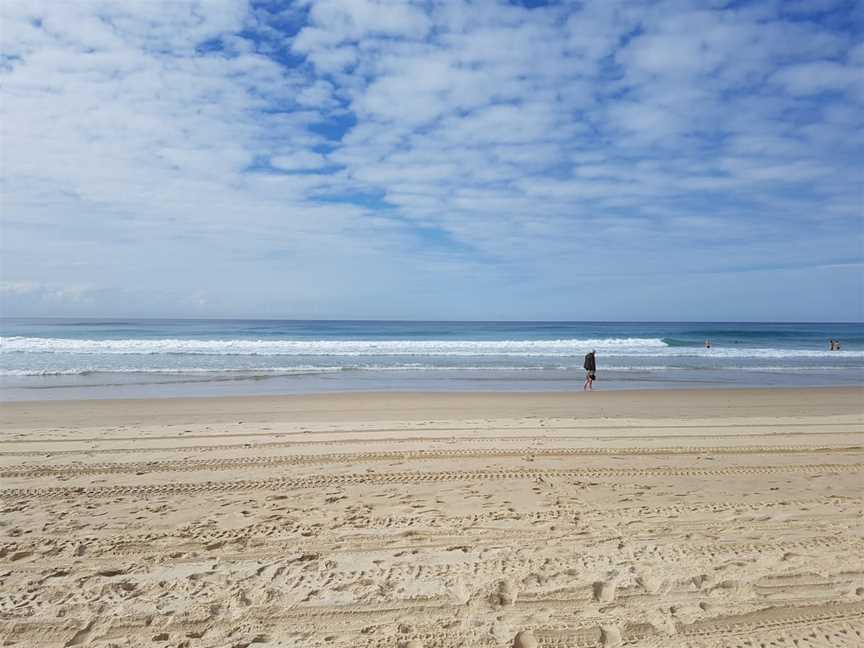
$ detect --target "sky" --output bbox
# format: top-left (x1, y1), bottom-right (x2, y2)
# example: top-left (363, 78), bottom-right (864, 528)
top-left (1, 0), bottom-right (862, 321)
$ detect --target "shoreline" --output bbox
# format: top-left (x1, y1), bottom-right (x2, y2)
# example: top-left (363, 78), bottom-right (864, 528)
top-left (5, 366), bottom-right (862, 403)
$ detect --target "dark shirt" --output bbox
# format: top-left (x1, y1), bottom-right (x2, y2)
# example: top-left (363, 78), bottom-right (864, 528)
top-left (584, 352), bottom-right (596, 372)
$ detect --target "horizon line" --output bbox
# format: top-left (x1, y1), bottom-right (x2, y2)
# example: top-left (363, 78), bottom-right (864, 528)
top-left (2, 317), bottom-right (862, 325)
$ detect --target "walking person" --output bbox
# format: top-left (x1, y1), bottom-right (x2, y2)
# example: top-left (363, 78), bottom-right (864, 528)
top-left (583, 350), bottom-right (596, 391)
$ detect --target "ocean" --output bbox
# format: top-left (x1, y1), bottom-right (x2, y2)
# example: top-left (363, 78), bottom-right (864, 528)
top-left (1, 319), bottom-right (862, 400)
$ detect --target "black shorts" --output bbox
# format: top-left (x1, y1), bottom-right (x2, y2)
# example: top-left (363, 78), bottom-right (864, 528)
top-left (587, 372), bottom-right (596, 380)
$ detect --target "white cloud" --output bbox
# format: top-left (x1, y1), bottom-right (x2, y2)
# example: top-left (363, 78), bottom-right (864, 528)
top-left (0, 281), bottom-right (41, 296)
top-left (270, 151), bottom-right (329, 171)
top-left (772, 61), bottom-right (863, 96)
top-left (0, 281), bottom-right (91, 302)
top-left (0, 0), bottom-right (861, 319)
top-left (297, 0), bottom-right (430, 46)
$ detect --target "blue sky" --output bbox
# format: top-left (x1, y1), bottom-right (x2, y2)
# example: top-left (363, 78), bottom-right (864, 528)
top-left (1, 0), bottom-right (862, 321)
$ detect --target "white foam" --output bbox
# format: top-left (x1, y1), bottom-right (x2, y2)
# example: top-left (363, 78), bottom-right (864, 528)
top-left (2, 362), bottom-right (861, 377)
top-left (0, 366), bottom-right (347, 377)
top-left (0, 365), bottom-right (594, 377)
top-left (2, 336), bottom-right (863, 361)
top-left (0, 336), bottom-right (669, 356)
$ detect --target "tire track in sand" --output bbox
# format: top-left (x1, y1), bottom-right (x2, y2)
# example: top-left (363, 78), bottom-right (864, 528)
top-left (2, 445), bottom-right (860, 479)
top-left (2, 463), bottom-right (861, 500)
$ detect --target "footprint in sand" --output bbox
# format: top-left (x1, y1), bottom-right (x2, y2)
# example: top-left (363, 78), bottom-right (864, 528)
top-left (636, 572), bottom-right (662, 594)
top-left (490, 579), bottom-right (518, 607)
top-left (513, 630), bottom-right (538, 648)
top-left (593, 580), bottom-right (616, 603)
top-left (600, 625), bottom-right (622, 647)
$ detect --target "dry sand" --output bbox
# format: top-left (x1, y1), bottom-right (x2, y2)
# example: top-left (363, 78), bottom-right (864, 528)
top-left (0, 388), bottom-right (862, 647)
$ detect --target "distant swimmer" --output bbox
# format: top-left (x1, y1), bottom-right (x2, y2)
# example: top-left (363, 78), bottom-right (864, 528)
top-left (583, 350), bottom-right (596, 391)
top-left (704, 340), bottom-right (712, 348)
top-left (829, 339), bottom-right (841, 351)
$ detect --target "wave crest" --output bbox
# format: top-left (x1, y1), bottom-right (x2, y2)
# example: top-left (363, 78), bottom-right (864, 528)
top-left (0, 336), bottom-right (668, 356)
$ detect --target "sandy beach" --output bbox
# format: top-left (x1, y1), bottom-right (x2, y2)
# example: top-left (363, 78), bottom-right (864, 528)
top-left (0, 388), bottom-right (862, 647)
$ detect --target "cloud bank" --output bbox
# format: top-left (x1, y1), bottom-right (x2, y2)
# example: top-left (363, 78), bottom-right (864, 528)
top-left (1, 0), bottom-right (862, 320)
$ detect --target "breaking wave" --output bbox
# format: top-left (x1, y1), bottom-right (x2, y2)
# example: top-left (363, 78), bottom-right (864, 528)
top-left (2, 336), bottom-right (862, 360)
top-left (1, 337), bottom-right (667, 356)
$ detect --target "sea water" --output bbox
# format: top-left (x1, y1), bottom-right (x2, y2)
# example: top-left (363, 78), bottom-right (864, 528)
top-left (1, 319), bottom-right (862, 400)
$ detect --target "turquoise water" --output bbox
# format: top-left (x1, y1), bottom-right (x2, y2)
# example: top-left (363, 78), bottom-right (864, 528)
top-left (1, 319), bottom-right (862, 400)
